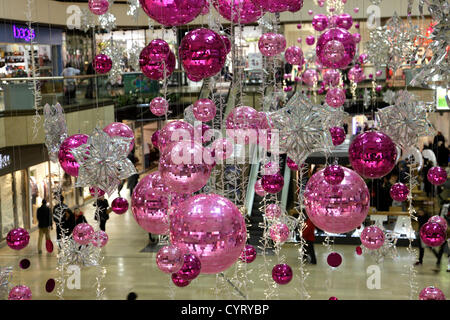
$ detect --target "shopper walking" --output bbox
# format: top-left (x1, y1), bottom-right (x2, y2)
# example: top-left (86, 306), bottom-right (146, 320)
top-left (36, 199), bottom-right (52, 254)
top-left (94, 196), bottom-right (110, 231)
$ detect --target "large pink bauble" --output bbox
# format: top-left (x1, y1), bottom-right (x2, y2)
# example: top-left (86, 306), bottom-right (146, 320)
top-left (261, 173), bottom-right (284, 194)
top-left (348, 65), bottom-right (366, 83)
top-left (258, 33), bottom-right (286, 57)
top-left (428, 216), bottom-right (448, 230)
top-left (170, 194), bottom-right (247, 274)
top-left (180, 28), bottom-right (228, 80)
top-left (419, 286), bottom-right (446, 300)
top-left (302, 69), bottom-right (318, 86)
top-left (111, 197), bottom-right (129, 214)
top-left (326, 87), bottom-right (346, 108)
top-left (158, 120), bottom-right (194, 152)
top-left (317, 28), bottom-right (356, 69)
top-left (390, 183), bottom-right (409, 202)
top-left (131, 172), bottom-right (187, 235)
top-left (240, 244), bottom-right (257, 263)
top-left (329, 127), bottom-right (346, 146)
top-left (420, 222), bottom-right (446, 247)
top-left (226, 106), bottom-right (260, 130)
top-left (139, 0), bottom-right (204, 27)
top-left (6, 228), bottom-right (30, 250)
top-left (336, 13), bottom-right (353, 30)
top-left (58, 134), bottom-right (89, 177)
top-left (304, 167), bottom-right (370, 234)
top-left (312, 14), bottom-right (329, 31)
top-left (103, 122), bottom-right (135, 152)
top-left (211, 138), bottom-right (233, 160)
top-left (323, 69), bottom-right (341, 86)
top-left (91, 230), bottom-right (109, 248)
top-left (193, 99), bottom-right (217, 122)
top-left (159, 140), bottom-right (212, 194)
top-left (255, 179), bottom-right (267, 197)
top-left (272, 264), bottom-right (293, 285)
top-left (324, 165), bottom-right (345, 185)
top-left (360, 226), bottom-right (385, 250)
top-left (270, 223), bottom-right (290, 243)
top-left (88, 0), bottom-right (109, 15)
top-left (156, 245), bottom-right (184, 274)
top-left (427, 166), bottom-right (447, 186)
top-left (8, 285), bottom-right (32, 300)
top-left (349, 131), bottom-right (397, 179)
top-left (252, 0), bottom-right (303, 13)
top-left (150, 97), bottom-right (169, 116)
top-left (93, 54), bottom-right (112, 74)
top-left (285, 46), bottom-right (304, 65)
top-left (73, 223), bottom-right (94, 245)
top-left (212, 0), bottom-right (264, 24)
top-left (171, 273), bottom-right (190, 287)
top-left (266, 204), bottom-right (282, 219)
top-left (175, 254), bottom-right (202, 280)
top-left (140, 43), bottom-right (175, 81)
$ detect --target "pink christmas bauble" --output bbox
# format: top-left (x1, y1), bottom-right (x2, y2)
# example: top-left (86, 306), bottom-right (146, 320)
top-left (180, 28), bottom-right (228, 80)
top-left (420, 222), bottom-right (446, 247)
top-left (151, 130), bottom-right (160, 149)
top-left (140, 40), bottom-right (175, 80)
top-left (336, 13), bottom-right (353, 30)
top-left (265, 204), bottom-right (282, 219)
top-left (317, 28), bottom-right (356, 69)
top-left (139, 0), bottom-right (204, 26)
top-left (323, 69), bottom-right (341, 86)
top-left (360, 226), bottom-right (385, 250)
top-left (390, 183), bottom-right (409, 202)
top-left (131, 172), bottom-right (187, 235)
top-left (255, 179), bottom-right (267, 197)
top-left (91, 230), bottom-right (109, 247)
top-left (103, 122), bottom-right (135, 152)
top-left (211, 138), bottom-right (233, 160)
top-left (327, 252), bottom-right (342, 267)
top-left (89, 187), bottom-right (105, 197)
top-left (326, 87), bottom-right (346, 108)
top-left (270, 222), bottom-right (290, 243)
top-left (170, 194), bottom-right (247, 274)
top-left (159, 140), bottom-right (212, 194)
top-left (419, 286), bottom-right (446, 300)
top-left (111, 197), bottom-right (129, 214)
top-left (427, 166), bottom-right (447, 186)
top-left (349, 131), bottom-right (397, 179)
top-left (305, 35), bottom-right (316, 46)
top-left (171, 273), bottom-right (191, 287)
top-left (312, 14), bottom-right (329, 31)
top-left (428, 216), bottom-right (448, 230)
top-left (261, 173), bottom-right (284, 194)
top-left (156, 245), bottom-right (184, 274)
top-left (58, 134), bottom-right (89, 177)
top-left (73, 223), bottom-right (94, 245)
top-left (359, 53), bottom-right (368, 64)
top-left (150, 97), bottom-right (169, 116)
top-left (272, 263), bottom-right (293, 285)
top-left (324, 165), bottom-right (345, 185)
top-left (212, 0), bottom-right (264, 24)
top-left (89, 0), bottom-right (109, 15)
top-left (285, 46), bottom-right (304, 65)
top-left (193, 99), bottom-right (217, 122)
top-left (8, 285), bottom-right (32, 300)
top-left (258, 33), bottom-right (286, 57)
top-left (304, 167), bottom-right (370, 234)
top-left (353, 33), bottom-right (362, 43)
top-left (286, 157), bottom-right (299, 171)
top-left (240, 244), bottom-right (257, 263)
top-left (302, 69), bottom-right (318, 86)
top-left (252, 0), bottom-right (303, 13)
top-left (93, 54), bottom-right (112, 74)
top-left (6, 228), bottom-right (30, 250)
top-left (158, 120), bottom-right (194, 152)
top-left (348, 65), bottom-right (366, 83)
top-left (329, 127), bottom-right (346, 146)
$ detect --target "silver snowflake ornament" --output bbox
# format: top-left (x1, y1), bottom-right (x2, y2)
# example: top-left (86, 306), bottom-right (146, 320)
top-left (43, 103), bottom-right (68, 163)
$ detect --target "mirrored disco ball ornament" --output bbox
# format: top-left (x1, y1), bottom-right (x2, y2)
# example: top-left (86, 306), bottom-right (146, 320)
top-left (305, 35), bottom-right (315, 46)
top-left (316, 28), bottom-right (356, 69)
top-left (428, 216), bottom-right (447, 230)
top-left (140, 39), bottom-right (175, 80)
top-left (8, 285), bottom-right (32, 300)
top-left (103, 122), bottom-right (135, 152)
top-left (175, 254), bottom-right (202, 280)
top-left (427, 166), bottom-right (447, 186)
top-left (360, 226), bottom-right (385, 250)
top-left (324, 165), bottom-right (345, 185)
top-left (91, 230), bottom-right (109, 248)
top-left (285, 46), bottom-right (304, 65)
top-left (170, 194), bottom-right (247, 274)
top-left (323, 69), bottom-right (341, 86)
top-left (212, 0), bottom-right (264, 24)
top-left (419, 286), bottom-right (446, 300)
top-left (258, 33), bottom-right (287, 57)
top-left (272, 264), bottom-right (293, 285)
top-left (261, 173), bottom-right (284, 194)
top-left (73, 223), bottom-right (94, 245)
top-left (304, 167), bottom-right (370, 234)
top-left (327, 252), bottom-right (342, 267)
top-left (6, 228), bottom-right (30, 250)
top-left (158, 120), bottom-right (194, 152)
top-left (89, 0), bottom-right (109, 15)
top-left (111, 197), bottom-right (129, 214)
top-left (348, 65), bottom-right (366, 83)
top-left (93, 54), bottom-right (112, 74)
top-left (139, 0), bottom-right (204, 27)
top-left (58, 134), bottom-right (89, 177)
top-left (390, 183), bottom-right (409, 202)
top-left (270, 223), bottom-right (290, 243)
top-left (349, 131), bottom-right (397, 179)
top-left (420, 222), bottom-right (446, 247)
top-left (193, 99), bottom-right (217, 122)
top-left (240, 244), bottom-right (257, 263)
top-left (156, 245), bottom-right (184, 274)
top-left (171, 273), bottom-right (190, 287)
top-left (302, 69), bottom-right (318, 86)
top-left (150, 97), bottom-right (169, 116)
top-left (329, 127), bottom-right (346, 146)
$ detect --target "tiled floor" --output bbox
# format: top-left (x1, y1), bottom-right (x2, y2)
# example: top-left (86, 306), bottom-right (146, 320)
top-left (0, 188), bottom-right (449, 300)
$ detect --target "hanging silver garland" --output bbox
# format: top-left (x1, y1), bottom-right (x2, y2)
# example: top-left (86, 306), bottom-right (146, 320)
top-left (43, 103), bottom-right (68, 163)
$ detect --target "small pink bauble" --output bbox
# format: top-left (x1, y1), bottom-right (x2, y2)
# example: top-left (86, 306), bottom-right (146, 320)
top-left (359, 53), bottom-right (368, 64)
top-left (360, 226), bottom-right (385, 250)
top-left (308, 9), bottom-right (313, 15)
top-left (72, 223), bottom-right (94, 245)
top-left (139, 0), bottom-right (204, 27)
top-left (158, 120), bottom-right (194, 152)
top-left (326, 87), bottom-right (346, 108)
top-left (89, 187), bottom-right (105, 197)
top-left (58, 134), bottom-right (89, 177)
top-left (390, 183), bottom-right (409, 202)
top-left (88, 0), bottom-right (109, 15)
top-left (272, 264), bottom-right (293, 285)
top-left (428, 216), bottom-right (448, 230)
top-left (6, 228), bottom-right (30, 250)
top-left (91, 230), bottom-right (109, 248)
top-left (420, 222), bottom-right (446, 247)
top-left (355, 246), bottom-right (362, 255)
top-left (297, 37), bottom-right (302, 44)
top-left (150, 97), bottom-right (169, 116)
top-left (156, 245), bottom-right (184, 274)
top-left (8, 285), bottom-right (32, 300)
top-left (270, 223), bottom-right (290, 243)
top-left (285, 46), bottom-right (304, 66)
top-left (353, 33), bottom-right (362, 43)
top-left (103, 122), bottom-right (135, 152)
top-left (286, 157), bottom-right (299, 171)
top-left (329, 296), bottom-right (338, 300)
top-left (93, 54), bottom-right (112, 74)
top-left (375, 85), bottom-right (383, 92)
top-left (111, 197), bottom-right (129, 214)
top-left (240, 244), bottom-right (257, 263)
top-left (324, 165), bottom-right (345, 185)
top-left (376, 70), bottom-right (383, 77)
top-left (348, 65), bottom-right (366, 83)
top-left (302, 69), bottom-right (318, 86)
top-left (353, 7), bottom-right (359, 13)
top-left (261, 173), bottom-right (284, 194)
top-left (266, 204), bottom-right (282, 220)
top-left (336, 13), bottom-right (353, 30)
top-left (171, 273), bottom-right (190, 287)
top-left (140, 39), bottom-right (175, 80)
top-left (323, 69), bottom-right (341, 86)
top-left (427, 166), bottom-right (447, 186)
top-left (175, 254), bottom-right (202, 280)
top-left (258, 33), bottom-right (287, 57)
top-left (312, 14), bottom-right (329, 32)
top-left (329, 127), bottom-right (346, 146)
top-left (255, 179), bottom-right (267, 197)
top-left (305, 35), bottom-right (316, 46)
top-left (317, 28), bottom-right (356, 69)
top-left (193, 99), bottom-right (217, 122)
top-left (419, 286), bottom-right (446, 300)
top-left (211, 138), bottom-right (233, 160)
top-left (297, 24), bottom-right (302, 29)
top-left (327, 252), bottom-right (342, 267)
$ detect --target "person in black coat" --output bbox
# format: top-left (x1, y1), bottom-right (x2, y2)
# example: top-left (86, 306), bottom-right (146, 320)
top-left (53, 195), bottom-right (72, 243)
top-left (37, 199), bottom-right (52, 254)
top-left (94, 196), bottom-right (110, 231)
top-left (415, 209), bottom-right (440, 265)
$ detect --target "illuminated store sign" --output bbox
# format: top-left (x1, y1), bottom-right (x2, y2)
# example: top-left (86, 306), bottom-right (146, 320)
top-left (13, 25), bottom-right (36, 42)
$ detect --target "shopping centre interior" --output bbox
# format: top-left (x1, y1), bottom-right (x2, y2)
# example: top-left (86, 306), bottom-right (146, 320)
top-left (0, 0), bottom-right (448, 301)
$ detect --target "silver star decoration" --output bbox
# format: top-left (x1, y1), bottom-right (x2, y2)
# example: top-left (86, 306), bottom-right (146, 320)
top-left (70, 128), bottom-right (136, 196)
top-left (376, 90), bottom-right (436, 149)
top-left (269, 92), bottom-right (333, 164)
top-left (43, 103), bottom-right (68, 163)
top-left (382, 89), bottom-right (396, 105)
top-left (0, 266), bottom-right (12, 300)
top-left (322, 104), bottom-right (348, 128)
top-left (58, 238), bottom-right (102, 267)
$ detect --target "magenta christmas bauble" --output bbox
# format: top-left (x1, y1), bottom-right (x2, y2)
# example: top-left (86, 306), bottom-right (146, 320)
top-left (286, 157), bottom-right (299, 171)
top-left (353, 33), bottom-right (362, 43)
top-left (226, 106), bottom-right (260, 130)
top-left (240, 244), bottom-right (257, 263)
top-left (428, 216), bottom-right (448, 230)
top-left (176, 254), bottom-right (202, 280)
top-left (270, 222), bottom-right (290, 243)
top-left (302, 69), bottom-right (318, 86)
top-left (171, 273), bottom-right (190, 287)
top-left (419, 286), bottom-right (446, 300)
top-left (91, 230), bottom-right (109, 247)
top-left (360, 226), bottom-right (385, 250)
top-left (8, 285), bottom-right (32, 300)
top-left (193, 99), bottom-right (217, 122)
top-left (103, 122), bottom-right (135, 152)
top-left (139, 0), bottom-right (204, 27)
top-left (329, 127), bottom-right (346, 146)
top-left (158, 120), bottom-right (194, 151)
top-left (258, 33), bottom-right (286, 57)
top-left (111, 197), bottom-right (129, 214)
top-left (305, 35), bottom-right (316, 46)
top-left (261, 173), bottom-right (284, 194)
top-left (212, 0), bottom-right (264, 24)
top-left (420, 222), bottom-right (446, 247)
top-left (427, 166), bottom-right (447, 186)
top-left (349, 131), bottom-right (397, 179)
top-left (285, 46), bottom-right (304, 65)
top-left (348, 65), bottom-right (366, 83)
top-left (88, 0), bottom-right (109, 15)
top-left (156, 245), bottom-right (184, 274)
top-left (317, 28), bottom-right (356, 69)
top-left (312, 14), bottom-right (329, 31)
top-left (324, 165), bottom-right (345, 185)
top-left (58, 134), bottom-right (88, 177)
top-left (265, 204), bottom-right (282, 219)
top-left (336, 13), bottom-right (353, 30)
top-left (390, 183), bottom-right (409, 202)
top-left (272, 263), bottom-right (293, 284)
top-left (89, 187), bottom-right (105, 198)
top-left (326, 87), bottom-right (346, 108)
top-left (323, 69), bottom-right (341, 86)
top-left (151, 130), bottom-right (160, 149)
top-left (6, 228), bottom-right (30, 250)
top-left (93, 54), bottom-right (112, 74)
top-left (73, 223), bottom-right (94, 245)
top-left (140, 40), bottom-right (175, 80)
top-left (150, 97), bottom-right (169, 116)
top-left (327, 252), bottom-right (342, 267)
